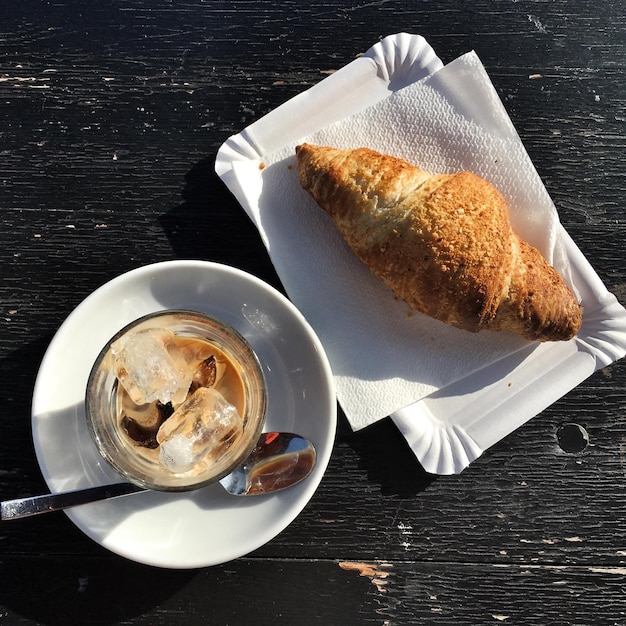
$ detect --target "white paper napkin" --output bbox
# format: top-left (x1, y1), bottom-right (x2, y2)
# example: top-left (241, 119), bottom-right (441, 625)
top-left (230, 51), bottom-right (576, 430)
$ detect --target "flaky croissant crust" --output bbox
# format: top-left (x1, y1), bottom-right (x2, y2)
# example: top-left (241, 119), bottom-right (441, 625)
top-left (295, 143), bottom-right (582, 342)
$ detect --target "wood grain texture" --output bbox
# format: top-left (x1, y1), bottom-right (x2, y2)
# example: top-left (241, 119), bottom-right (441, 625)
top-left (0, 1), bottom-right (624, 624)
top-left (2, 556), bottom-right (626, 625)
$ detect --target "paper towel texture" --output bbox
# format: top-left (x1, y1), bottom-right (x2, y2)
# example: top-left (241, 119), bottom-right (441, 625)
top-left (233, 52), bottom-right (570, 429)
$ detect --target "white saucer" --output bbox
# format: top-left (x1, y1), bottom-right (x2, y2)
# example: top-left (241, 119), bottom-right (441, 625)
top-left (31, 261), bottom-right (336, 568)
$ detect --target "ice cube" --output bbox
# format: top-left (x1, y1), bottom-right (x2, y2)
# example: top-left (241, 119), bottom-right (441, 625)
top-left (159, 434), bottom-right (195, 473)
top-left (111, 327), bottom-right (192, 406)
top-left (156, 387), bottom-right (243, 474)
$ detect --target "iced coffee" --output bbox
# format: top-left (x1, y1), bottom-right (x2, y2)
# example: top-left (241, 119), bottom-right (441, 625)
top-left (86, 310), bottom-right (267, 491)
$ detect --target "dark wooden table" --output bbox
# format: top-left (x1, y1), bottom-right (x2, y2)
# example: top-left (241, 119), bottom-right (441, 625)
top-left (1, 2), bottom-right (625, 624)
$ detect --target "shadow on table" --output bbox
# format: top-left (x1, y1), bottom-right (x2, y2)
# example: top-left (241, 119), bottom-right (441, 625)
top-left (337, 411), bottom-right (437, 497)
top-left (0, 335), bottom-right (56, 498)
top-left (159, 156), bottom-right (282, 289)
top-left (1, 550), bottom-right (382, 625)
top-left (0, 555), bottom-right (197, 626)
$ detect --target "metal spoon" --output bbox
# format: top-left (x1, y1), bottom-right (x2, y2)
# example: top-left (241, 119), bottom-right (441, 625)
top-left (1, 432), bottom-right (316, 521)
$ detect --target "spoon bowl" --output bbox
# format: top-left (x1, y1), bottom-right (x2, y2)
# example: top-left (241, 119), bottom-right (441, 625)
top-left (221, 431), bottom-right (317, 495)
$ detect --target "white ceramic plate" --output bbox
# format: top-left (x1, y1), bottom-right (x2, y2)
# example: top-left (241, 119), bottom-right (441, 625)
top-left (31, 261), bottom-right (336, 568)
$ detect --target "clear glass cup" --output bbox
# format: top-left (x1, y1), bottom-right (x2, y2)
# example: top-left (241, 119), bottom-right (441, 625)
top-left (86, 309), bottom-right (267, 491)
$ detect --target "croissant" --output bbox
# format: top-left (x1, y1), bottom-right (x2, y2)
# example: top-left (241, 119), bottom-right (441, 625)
top-left (295, 143), bottom-right (582, 342)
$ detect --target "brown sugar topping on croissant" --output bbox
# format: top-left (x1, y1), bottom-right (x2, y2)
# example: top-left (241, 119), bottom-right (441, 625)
top-left (295, 143), bottom-right (582, 342)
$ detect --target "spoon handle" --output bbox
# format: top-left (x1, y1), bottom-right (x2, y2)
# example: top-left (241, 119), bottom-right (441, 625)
top-left (1, 482), bottom-right (144, 520)
top-left (1, 432), bottom-right (316, 520)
